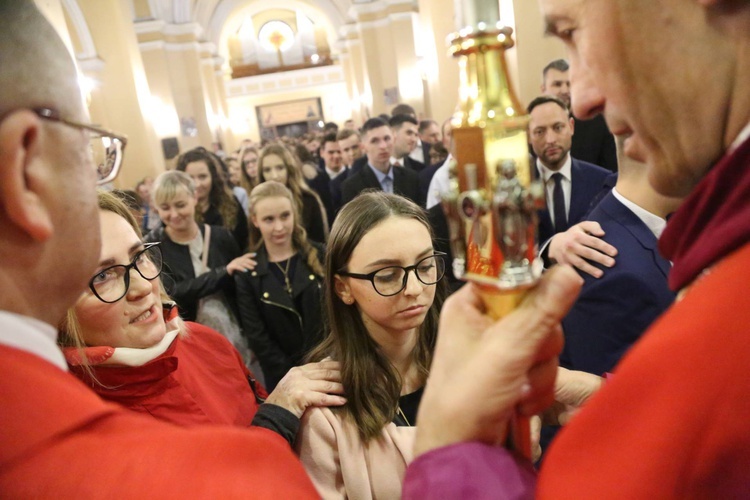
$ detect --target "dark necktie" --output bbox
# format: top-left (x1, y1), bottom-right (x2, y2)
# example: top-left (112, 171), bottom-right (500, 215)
top-left (552, 173), bottom-right (568, 233)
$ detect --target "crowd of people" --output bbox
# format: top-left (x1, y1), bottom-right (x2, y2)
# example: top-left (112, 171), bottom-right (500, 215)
top-left (2, 0), bottom-right (749, 498)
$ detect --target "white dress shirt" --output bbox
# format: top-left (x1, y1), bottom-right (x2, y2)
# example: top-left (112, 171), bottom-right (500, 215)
top-left (537, 155), bottom-right (573, 226)
top-left (425, 154), bottom-right (454, 209)
top-left (389, 156), bottom-right (406, 168)
top-left (611, 187), bottom-right (667, 239)
top-left (325, 166), bottom-right (346, 180)
top-left (0, 310), bottom-right (67, 371)
top-left (409, 139), bottom-right (425, 163)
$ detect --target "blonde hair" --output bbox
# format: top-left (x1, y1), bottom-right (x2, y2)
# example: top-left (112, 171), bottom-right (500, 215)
top-left (248, 181), bottom-right (324, 277)
top-left (152, 170), bottom-right (195, 206)
top-left (58, 191), bottom-right (186, 374)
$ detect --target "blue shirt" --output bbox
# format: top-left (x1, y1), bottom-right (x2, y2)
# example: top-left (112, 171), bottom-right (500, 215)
top-left (367, 163), bottom-right (394, 193)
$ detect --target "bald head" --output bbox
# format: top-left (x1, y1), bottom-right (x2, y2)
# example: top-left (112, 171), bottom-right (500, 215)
top-left (0, 1), bottom-right (100, 325)
top-left (0, 1), bottom-right (84, 120)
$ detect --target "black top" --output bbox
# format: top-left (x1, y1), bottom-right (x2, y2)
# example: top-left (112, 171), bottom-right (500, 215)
top-left (235, 243), bottom-right (325, 391)
top-left (202, 196), bottom-right (249, 252)
top-left (394, 386), bottom-right (424, 427)
top-left (144, 224), bottom-right (240, 322)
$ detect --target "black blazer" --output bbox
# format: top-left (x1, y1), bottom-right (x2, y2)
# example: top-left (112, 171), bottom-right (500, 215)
top-left (235, 243), bottom-right (325, 390)
top-left (572, 115), bottom-right (618, 172)
top-left (329, 168), bottom-right (351, 219)
top-left (144, 224), bottom-right (241, 323)
top-left (340, 163), bottom-right (422, 207)
top-left (401, 156), bottom-right (426, 173)
top-left (349, 155), bottom-right (368, 175)
top-left (306, 170), bottom-right (334, 228)
top-left (300, 190), bottom-right (327, 243)
top-left (418, 161), bottom-right (444, 206)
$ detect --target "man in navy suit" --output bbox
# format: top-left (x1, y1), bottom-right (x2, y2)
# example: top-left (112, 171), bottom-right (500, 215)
top-left (340, 117), bottom-right (422, 207)
top-left (528, 96), bottom-right (611, 245)
top-left (560, 141), bottom-right (683, 375)
top-left (309, 133), bottom-right (347, 226)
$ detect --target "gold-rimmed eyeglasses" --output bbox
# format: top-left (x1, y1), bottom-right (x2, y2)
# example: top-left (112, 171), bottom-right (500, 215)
top-left (33, 107), bottom-right (127, 185)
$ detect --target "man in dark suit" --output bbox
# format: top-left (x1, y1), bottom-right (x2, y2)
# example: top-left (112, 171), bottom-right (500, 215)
top-left (542, 59), bottom-right (618, 172)
top-left (340, 117), bottom-right (422, 207)
top-left (337, 128), bottom-right (363, 169)
top-left (419, 119), bottom-right (442, 147)
top-left (560, 140), bottom-right (683, 375)
top-left (309, 133), bottom-right (346, 226)
top-left (389, 114), bottom-right (425, 173)
top-left (528, 95), bottom-right (610, 245)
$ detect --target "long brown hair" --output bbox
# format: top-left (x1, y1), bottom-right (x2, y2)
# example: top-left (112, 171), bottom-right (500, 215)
top-left (258, 142), bottom-right (329, 238)
top-left (248, 181), bottom-right (324, 277)
top-left (239, 144), bottom-right (259, 194)
top-left (176, 147), bottom-right (238, 231)
top-left (307, 191), bottom-right (446, 441)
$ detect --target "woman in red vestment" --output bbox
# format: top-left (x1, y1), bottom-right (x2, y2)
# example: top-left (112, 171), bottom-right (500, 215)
top-left (58, 191), bottom-right (345, 442)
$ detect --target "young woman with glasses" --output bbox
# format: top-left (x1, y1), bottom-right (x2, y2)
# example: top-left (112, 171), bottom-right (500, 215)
top-left (58, 191), bottom-right (344, 442)
top-left (176, 147), bottom-right (249, 251)
top-left (295, 191), bottom-right (447, 499)
top-left (257, 143), bottom-right (328, 243)
top-left (235, 181), bottom-right (326, 391)
top-left (239, 144), bottom-right (260, 194)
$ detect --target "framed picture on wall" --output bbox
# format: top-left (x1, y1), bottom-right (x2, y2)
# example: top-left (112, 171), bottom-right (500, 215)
top-left (256, 97), bottom-right (324, 139)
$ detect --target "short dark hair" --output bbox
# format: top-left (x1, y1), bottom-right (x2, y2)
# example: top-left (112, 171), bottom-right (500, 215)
top-left (361, 117), bottom-right (389, 136)
top-left (542, 59), bottom-right (569, 79)
top-left (321, 132), bottom-right (339, 150)
top-left (388, 114), bottom-right (418, 130)
top-left (527, 95), bottom-right (570, 116)
top-left (418, 119), bottom-right (438, 134)
top-left (323, 121), bottom-right (339, 133)
top-left (391, 103), bottom-right (416, 118)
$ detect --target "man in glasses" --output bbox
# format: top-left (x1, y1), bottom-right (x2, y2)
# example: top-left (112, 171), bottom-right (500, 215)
top-left (0, 3), bottom-right (317, 497)
top-left (404, 0), bottom-right (750, 497)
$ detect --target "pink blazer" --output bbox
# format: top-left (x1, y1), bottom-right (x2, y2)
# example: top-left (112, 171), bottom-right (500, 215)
top-left (296, 406), bottom-right (415, 499)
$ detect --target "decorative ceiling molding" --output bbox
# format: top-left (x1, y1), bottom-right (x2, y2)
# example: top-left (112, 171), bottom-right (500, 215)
top-left (61, 0), bottom-right (97, 60)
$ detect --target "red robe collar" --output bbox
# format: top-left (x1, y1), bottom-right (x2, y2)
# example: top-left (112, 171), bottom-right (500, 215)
top-left (63, 305), bottom-right (182, 399)
top-left (660, 136), bottom-right (750, 290)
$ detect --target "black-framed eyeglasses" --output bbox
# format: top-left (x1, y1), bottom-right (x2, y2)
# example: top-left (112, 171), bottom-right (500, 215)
top-left (338, 252), bottom-right (446, 297)
top-left (88, 243), bottom-right (163, 303)
top-left (33, 108), bottom-right (127, 185)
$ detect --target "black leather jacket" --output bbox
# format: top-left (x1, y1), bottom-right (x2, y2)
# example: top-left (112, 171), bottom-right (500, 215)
top-left (235, 243), bottom-right (325, 390)
top-left (144, 224), bottom-right (240, 322)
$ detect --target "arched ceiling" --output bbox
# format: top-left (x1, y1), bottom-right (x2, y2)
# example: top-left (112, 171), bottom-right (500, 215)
top-left (194, 0), bottom-right (351, 46)
top-left (196, 0), bottom-right (352, 71)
